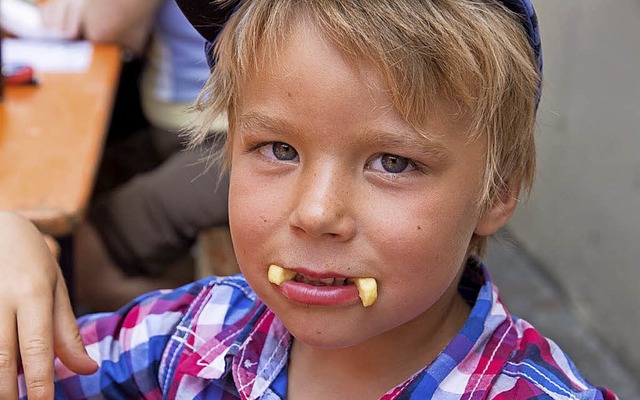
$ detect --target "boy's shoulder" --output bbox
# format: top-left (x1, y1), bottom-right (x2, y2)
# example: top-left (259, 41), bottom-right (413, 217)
top-left (430, 261), bottom-right (618, 399)
top-left (485, 316), bottom-right (618, 399)
top-left (487, 277), bottom-right (618, 399)
top-left (56, 275), bottom-right (260, 398)
top-left (79, 274), bottom-right (257, 329)
top-left (76, 274), bottom-right (259, 357)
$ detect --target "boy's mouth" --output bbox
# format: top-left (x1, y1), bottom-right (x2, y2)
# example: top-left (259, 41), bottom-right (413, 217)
top-left (268, 264), bottom-right (378, 307)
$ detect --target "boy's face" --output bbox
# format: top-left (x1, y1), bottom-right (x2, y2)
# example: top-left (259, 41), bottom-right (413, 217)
top-left (227, 21), bottom-right (509, 350)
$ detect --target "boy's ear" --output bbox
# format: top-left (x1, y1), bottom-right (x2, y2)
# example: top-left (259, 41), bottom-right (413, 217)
top-left (474, 184), bottom-right (520, 236)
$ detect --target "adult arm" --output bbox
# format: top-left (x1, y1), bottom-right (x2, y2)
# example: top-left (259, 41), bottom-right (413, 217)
top-left (0, 212), bottom-right (97, 400)
top-left (79, 0), bottom-right (162, 53)
top-left (40, 0), bottom-right (162, 54)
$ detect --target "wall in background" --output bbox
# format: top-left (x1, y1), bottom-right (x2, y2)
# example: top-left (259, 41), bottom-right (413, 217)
top-left (511, 0), bottom-right (640, 376)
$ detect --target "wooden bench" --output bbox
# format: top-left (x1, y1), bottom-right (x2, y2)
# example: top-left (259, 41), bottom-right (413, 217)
top-left (0, 43), bottom-right (121, 236)
top-left (194, 225), bottom-right (240, 279)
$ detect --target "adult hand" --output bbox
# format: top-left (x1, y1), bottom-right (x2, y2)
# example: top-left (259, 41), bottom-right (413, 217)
top-left (38, 0), bottom-right (86, 40)
top-left (0, 212), bottom-right (97, 399)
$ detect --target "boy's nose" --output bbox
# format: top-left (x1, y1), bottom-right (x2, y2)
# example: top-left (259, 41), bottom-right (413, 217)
top-left (288, 168), bottom-right (356, 241)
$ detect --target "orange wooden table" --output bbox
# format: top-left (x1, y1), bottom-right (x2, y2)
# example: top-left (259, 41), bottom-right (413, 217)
top-left (0, 43), bottom-right (121, 236)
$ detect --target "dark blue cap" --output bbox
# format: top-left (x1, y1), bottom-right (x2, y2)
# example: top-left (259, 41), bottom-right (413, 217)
top-left (496, 0), bottom-right (543, 105)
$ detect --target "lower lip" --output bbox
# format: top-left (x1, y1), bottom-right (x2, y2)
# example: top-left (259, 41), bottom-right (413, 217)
top-left (275, 281), bottom-right (360, 306)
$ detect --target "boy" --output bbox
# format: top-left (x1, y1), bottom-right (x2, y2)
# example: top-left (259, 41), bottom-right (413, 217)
top-left (0, 0), bottom-right (618, 398)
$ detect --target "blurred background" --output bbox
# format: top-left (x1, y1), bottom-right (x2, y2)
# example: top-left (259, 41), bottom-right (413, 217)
top-left (488, 0), bottom-right (640, 397)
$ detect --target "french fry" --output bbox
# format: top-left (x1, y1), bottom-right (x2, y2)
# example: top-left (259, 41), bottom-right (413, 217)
top-left (268, 264), bottom-right (297, 285)
top-left (354, 277), bottom-right (378, 307)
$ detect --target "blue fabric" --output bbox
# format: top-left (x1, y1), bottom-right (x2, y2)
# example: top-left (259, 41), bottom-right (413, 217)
top-left (151, 0), bottom-right (210, 103)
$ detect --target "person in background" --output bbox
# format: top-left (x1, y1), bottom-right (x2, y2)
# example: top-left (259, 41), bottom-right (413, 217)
top-left (38, 0), bottom-right (230, 311)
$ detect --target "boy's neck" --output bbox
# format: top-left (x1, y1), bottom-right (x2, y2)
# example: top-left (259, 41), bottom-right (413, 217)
top-left (286, 287), bottom-right (470, 400)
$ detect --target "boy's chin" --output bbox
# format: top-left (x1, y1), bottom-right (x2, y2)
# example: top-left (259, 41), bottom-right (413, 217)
top-left (288, 328), bottom-right (372, 350)
top-left (279, 311), bottom-right (381, 350)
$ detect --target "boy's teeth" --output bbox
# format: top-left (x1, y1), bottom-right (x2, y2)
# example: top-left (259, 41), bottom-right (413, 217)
top-left (297, 275), bottom-right (348, 286)
top-left (354, 277), bottom-right (378, 307)
top-left (268, 264), bottom-right (297, 285)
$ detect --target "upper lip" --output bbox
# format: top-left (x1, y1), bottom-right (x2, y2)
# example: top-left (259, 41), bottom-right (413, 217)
top-left (279, 266), bottom-right (351, 279)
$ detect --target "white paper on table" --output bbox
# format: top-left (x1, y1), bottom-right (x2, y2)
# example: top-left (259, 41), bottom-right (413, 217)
top-left (3, 38), bottom-right (93, 73)
top-left (0, 0), bottom-right (67, 40)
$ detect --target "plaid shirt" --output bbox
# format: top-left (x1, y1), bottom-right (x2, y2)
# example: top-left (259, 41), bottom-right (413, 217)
top-left (19, 261), bottom-right (618, 399)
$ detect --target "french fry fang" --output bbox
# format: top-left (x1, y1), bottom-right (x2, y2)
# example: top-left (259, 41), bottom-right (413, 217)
top-left (354, 277), bottom-right (378, 307)
top-left (268, 264), bottom-right (297, 285)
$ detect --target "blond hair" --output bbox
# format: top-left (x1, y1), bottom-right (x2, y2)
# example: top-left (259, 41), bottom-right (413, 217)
top-left (190, 0), bottom-right (541, 256)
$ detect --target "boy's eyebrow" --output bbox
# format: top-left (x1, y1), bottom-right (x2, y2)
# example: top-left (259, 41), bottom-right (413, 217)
top-left (238, 111), bottom-right (453, 162)
top-left (237, 112), bottom-right (301, 138)
top-left (361, 128), bottom-right (453, 163)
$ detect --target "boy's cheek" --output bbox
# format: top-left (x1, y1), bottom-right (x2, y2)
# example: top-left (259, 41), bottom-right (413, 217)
top-left (228, 177), bottom-right (283, 255)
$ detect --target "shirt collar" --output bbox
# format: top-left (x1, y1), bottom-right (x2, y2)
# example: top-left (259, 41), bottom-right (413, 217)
top-left (179, 299), bottom-right (291, 398)
top-left (177, 301), bottom-right (263, 381)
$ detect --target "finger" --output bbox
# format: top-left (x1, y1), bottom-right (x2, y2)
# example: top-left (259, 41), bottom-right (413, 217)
top-left (17, 297), bottom-right (55, 400)
top-left (58, 1), bottom-right (78, 39)
top-left (39, 1), bottom-right (76, 39)
top-left (38, 2), bottom-right (63, 32)
top-left (63, 0), bottom-right (84, 39)
top-left (0, 307), bottom-right (19, 400)
top-left (53, 274), bottom-right (97, 375)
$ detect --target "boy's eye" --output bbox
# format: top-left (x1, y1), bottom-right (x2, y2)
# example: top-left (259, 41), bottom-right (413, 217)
top-left (259, 142), bottom-right (299, 161)
top-left (368, 153), bottom-right (416, 173)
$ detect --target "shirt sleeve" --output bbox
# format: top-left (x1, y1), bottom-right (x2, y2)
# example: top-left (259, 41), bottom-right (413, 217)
top-left (18, 279), bottom-right (211, 399)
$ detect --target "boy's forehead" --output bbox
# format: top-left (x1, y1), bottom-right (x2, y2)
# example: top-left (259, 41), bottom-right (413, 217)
top-left (232, 20), bottom-right (470, 145)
